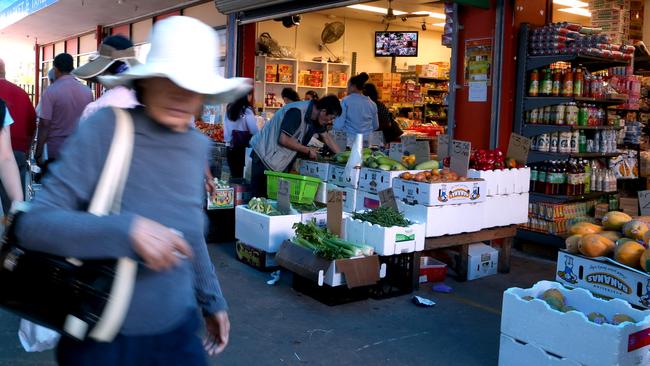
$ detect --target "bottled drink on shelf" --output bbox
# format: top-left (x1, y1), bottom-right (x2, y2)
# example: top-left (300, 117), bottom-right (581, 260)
top-left (550, 132), bottom-right (559, 153)
top-left (573, 67), bottom-right (583, 97)
top-left (578, 130), bottom-right (586, 153)
top-left (566, 102), bottom-right (579, 125)
top-left (582, 159), bottom-right (590, 194)
top-left (570, 131), bottom-right (579, 153)
top-left (529, 69), bottom-right (539, 97)
top-left (577, 104), bottom-right (588, 126)
top-left (529, 108), bottom-right (539, 124)
top-left (556, 103), bottom-right (566, 125)
top-left (562, 68), bottom-right (573, 97)
top-left (552, 68), bottom-right (561, 97)
top-left (542, 68), bottom-right (553, 96)
top-left (530, 163), bottom-right (537, 192)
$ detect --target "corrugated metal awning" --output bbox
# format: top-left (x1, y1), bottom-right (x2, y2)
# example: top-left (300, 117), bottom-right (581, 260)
top-left (214, 0), bottom-right (366, 23)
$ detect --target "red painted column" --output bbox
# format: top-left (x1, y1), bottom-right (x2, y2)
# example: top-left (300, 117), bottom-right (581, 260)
top-left (238, 23), bottom-right (256, 78)
top-left (34, 41), bottom-right (40, 106)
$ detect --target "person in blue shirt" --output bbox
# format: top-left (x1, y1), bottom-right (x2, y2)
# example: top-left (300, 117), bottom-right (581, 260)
top-left (333, 72), bottom-right (379, 135)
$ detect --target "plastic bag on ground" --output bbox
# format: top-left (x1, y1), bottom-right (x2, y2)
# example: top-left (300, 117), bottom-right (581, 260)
top-left (18, 319), bottom-right (60, 352)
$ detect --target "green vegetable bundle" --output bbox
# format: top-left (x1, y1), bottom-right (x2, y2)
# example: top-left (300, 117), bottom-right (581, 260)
top-left (352, 206), bottom-right (411, 228)
top-left (248, 197), bottom-right (280, 216)
top-left (292, 220), bottom-right (374, 260)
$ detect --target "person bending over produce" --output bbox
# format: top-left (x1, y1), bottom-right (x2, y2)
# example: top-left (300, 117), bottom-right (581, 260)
top-left (249, 95), bottom-right (343, 198)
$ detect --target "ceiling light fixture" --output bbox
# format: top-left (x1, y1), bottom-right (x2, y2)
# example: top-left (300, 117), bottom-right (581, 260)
top-left (347, 4), bottom-right (405, 15)
top-left (558, 7), bottom-right (591, 17)
top-left (412, 11), bottom-right (446, 19)
top-left (552, 0), bottom-right (588, 7)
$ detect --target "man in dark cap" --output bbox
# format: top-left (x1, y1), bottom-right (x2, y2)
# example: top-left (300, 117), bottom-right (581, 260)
top-left (36, 53), bottom-right (93, 171)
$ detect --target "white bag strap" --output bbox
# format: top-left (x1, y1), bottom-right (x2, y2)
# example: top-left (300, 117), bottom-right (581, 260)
top-left (83, 108), bottom-right (137, 342)
top-left (87, 108), bottom-right (134, 216)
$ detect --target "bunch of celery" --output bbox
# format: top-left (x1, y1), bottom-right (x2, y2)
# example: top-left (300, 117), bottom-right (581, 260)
top-left (291, 220), bottom-right (374, 260)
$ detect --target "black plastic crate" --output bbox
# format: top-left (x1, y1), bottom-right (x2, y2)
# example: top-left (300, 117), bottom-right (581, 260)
top-left (291, 273), bottom-right (370, 306)
top-left (370, 252), bottom-right (418, 300)
top-left (205, 207), bottom-right (235, 243)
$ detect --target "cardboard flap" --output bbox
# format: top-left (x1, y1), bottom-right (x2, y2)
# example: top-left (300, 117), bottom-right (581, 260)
top-left (336, 256), bottom-right (381, 289)
top-left (275, 241), bottom-right (331, 283)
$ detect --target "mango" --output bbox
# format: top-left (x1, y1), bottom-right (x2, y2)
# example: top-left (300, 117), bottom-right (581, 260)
top-left (614, 241), bottom-right (645, 268)
top-left (569, 222), bottom-right (603, 236)
top-left (565, 235), bottom-right (582, 254)
top-left (600, 231), bottom-right (622, 242)
top-left (641, 248), bottom-right (650, 272)
top-left (579, 234), bottom-right (615, 258)
top-left (540, 289), bottom-right (565, 307)
top-left (623, 220), bottom-right (649, 241)
top-left (544, 297), bottom-right (564, 311)
top-left (602, 211), bottom-right (632, 231)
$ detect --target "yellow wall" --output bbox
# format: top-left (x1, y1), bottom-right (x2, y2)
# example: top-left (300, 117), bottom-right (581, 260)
top-left (257, 12), bottom-right (450, 73)
top-left (183, 2), bottom-right (228, 28)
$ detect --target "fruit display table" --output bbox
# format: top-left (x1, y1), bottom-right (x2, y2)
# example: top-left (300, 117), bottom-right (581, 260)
top-left (416, 225), bottom-right (517, 283)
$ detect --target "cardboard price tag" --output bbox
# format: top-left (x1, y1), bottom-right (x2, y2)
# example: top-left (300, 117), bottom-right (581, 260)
top-left (638, 190), bottom-right (650, 216)
top-left (437, 134), bottom-right (450, 160)
top-left (327, 191), bottom-right (344, 236)
top-left (450, 140), bottom-right (471, 177)
top-left (368, 131), bottom-right (385, 147)
top-left (507, 133), bottom-right (532, 165)
top-left (277, 179), bottom-right (291, 214)
top-left (401, 135), bottom-right (417, 145)
top-left (379, 188), bottom-right (399, 211)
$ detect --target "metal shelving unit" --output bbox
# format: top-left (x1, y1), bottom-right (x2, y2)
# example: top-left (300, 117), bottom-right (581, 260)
top-left (513, 23), bottom-right (632, 247)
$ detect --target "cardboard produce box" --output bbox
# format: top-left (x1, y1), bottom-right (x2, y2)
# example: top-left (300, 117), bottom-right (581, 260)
top-left (358, 168), bottom-right (423, 194)
top-left (344, 216), bottom-right (425, 256)
top-left (236, 241), bottom-right (278, 270)
top-left (234, 205), bottom-right (301, 253)
top-left (419, 257), bottom-right (447, 283)
top-left (482, 193), bottom-right (529, 229)
top-left (392, 178), bottom-right (486, 206)
top-left (275, 241), bottom-right (383, 288)
top-left (556, 250), bottom-right (650, 309)
top-left (299, 160), bottom-right (330, 182)
top-left (500, 280), bottom-right (650, 366)
top-left (398, 201), bottom-right (484, 237)
top-left (468, 243), bottom-right (498, 280)
top-left (207, 187), bottom-right (234, 210)
top-left (499, 333), bottom-right (581, 366)
top-left (467, 168), bottom-right (530, 196)
top-left (328, 164), bottom-right (360, 189)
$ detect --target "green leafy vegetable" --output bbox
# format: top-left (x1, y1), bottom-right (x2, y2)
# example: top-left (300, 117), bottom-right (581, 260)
top-left (248, 197), bottom-right (280, 216)
top-left (291, 220), bottom-right (374, 260)
top-left (352, 206), bottom-right (411, 228)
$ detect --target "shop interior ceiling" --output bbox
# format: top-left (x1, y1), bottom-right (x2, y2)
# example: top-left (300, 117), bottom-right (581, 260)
top-left (0, 0), bottom-right (205, 44)
top-left (316, 0), bottom-right (446, 31)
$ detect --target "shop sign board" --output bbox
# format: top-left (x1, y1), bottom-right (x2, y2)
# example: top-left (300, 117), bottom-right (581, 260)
top-left (464, 37), bottom-right (493, 85)
top-left (0, 0), bottom-right (58, 29)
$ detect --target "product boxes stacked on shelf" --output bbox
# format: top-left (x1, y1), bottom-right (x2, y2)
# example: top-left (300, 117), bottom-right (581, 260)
top-left (328, 164), bottom-right (360, 189)
top-left (556, 250), bottom-right (650, 309)
top-left (344, 216), bottom-right (425, 256)
top-left (277, 64), bottom-right (294, 83)
top-left (328, 71), bottom-right (348, 87)
top-left (529, 200), bottom-right (597, 221)
top-left (392, 178), bottom-right (486, 206)
top-left (398, 200), bottom-right (485, 237)
top-left (275, 241), bottom-right (384, 288)
top-left (500, 280), bottom-right (650, 366)
top-left (299, 160), bottom-right (330, 182)
top-left (326, 184), bottom-right (357, 213)
top-left (358, 168), bottom-right (423, 194)
top-left (234, 205), bottom-right (301, 253)
top-left (523, 217), bottom-right (596, 236)
top-left (265, 64), bottom-right (278, 82)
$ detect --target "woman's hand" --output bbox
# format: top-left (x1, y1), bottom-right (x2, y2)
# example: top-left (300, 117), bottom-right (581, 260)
top-left (203, 311), bottom-right (230, 356)
top-left (129, 216), bottom-right (193, 271)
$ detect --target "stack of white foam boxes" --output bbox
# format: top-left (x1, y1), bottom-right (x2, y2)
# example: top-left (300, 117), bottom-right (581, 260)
top-left (500, 280), bottom-right (650, 366)
top-left (355, 167), bottom-right (424, 212)
top-left (468, 167), bottom-right (530, 229)
top-left (299, 160), bottom-right (360, 213)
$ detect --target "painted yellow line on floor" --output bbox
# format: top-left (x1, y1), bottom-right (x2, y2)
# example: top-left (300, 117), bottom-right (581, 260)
top-left (445, 293), bottom-right (502, 315)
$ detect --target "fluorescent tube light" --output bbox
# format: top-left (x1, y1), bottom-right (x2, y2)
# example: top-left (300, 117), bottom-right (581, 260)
top-left (347, 4), bottom-right (406, 15)
top-left (558, 7), bottom-right (591, 17)
top-left (412, 11), bottom-right (447, 20)
top-left (553, 0), bottom-right (588, 7)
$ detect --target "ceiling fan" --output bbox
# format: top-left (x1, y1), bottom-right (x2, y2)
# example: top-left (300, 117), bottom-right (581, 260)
top-left (382, 0), bottom-right (429, 23)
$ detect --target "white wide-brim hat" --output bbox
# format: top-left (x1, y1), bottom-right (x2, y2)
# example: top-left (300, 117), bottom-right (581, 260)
top-left (99, 16), bottom-right (251, 104)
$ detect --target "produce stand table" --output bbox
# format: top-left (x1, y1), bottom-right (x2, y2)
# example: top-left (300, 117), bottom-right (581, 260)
top-left (415, 225), bottom-right (517, 285)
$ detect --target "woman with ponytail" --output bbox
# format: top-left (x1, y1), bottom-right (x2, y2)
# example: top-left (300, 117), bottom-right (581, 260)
top-left (333, 72), bottom-right (378, 135)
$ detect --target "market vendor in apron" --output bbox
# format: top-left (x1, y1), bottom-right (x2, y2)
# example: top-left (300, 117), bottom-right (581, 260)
top-left (249, 95), bottom-right (343, 198)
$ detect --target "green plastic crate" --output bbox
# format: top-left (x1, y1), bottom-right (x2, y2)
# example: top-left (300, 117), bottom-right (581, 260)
top-left (265, 171), bottom-right (321, 204)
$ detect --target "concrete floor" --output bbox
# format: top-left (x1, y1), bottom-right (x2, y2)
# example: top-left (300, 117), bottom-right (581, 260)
top-left (0, 243), bottom-right (557, 366)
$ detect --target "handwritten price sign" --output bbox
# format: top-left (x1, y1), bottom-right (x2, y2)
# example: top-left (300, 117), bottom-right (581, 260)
top-left (437, 134), bottom-right (450, 160)
top-left (450, 140), bottom-right (471, 177)
top-left (639, 190), bottom-right (650, 216)
top-left (507, 133), bottom-right (532, 165)
top-left (277, 179), bottom-right (291, 214)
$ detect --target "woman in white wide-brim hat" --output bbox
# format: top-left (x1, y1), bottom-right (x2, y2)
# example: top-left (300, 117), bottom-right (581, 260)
top-left (15, 16), bottom-right (251, 365)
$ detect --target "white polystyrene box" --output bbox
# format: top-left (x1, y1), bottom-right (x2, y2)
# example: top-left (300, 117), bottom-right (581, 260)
top-left (398, 201), bottom-right (484, 237)
top-left (299, 160), bottom-right (330, 182)
top-left (498, 334), bottom-right (581, 366)
top-left (501, 281), bottom-right (650, 366)
top-left (358, 168), bottom-right (423, 194)
top-left (344, 216), bottom-right (425, 255)
top-left (235, 205), bottom-right (301, 253)
top-left (326, 184), bottom-right (358, 213)
top-left (328, 164), bottom-right (360, 189)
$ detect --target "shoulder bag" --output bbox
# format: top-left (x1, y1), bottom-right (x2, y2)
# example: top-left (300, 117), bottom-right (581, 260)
top-left (230, 108), bottom-right (253, 149)
top-left (0, 108), bottom-right (136, 342)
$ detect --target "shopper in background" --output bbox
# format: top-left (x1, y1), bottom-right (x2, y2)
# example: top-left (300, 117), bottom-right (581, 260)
top-left (0, 59), bottom-right (35, 212)
top-left (224, 91), bottom-right (258, 178)
top-left (36, 69), bottom-right (57, 116)
top-left (249, 95), bottom-right (342, 198)
top-left (363, 83), bottom-right (403, 143)
top-left (304, 90), bottom-right (319, 101)
top-left (281, 87), bottom-right (300, 105)
top-left (0, 99), bottom-right (25, 213)
top-left (333, 72), bottom-right (378, 135)
top-left (36, 53), bottom-right (93, 174)
top-left (15, 16), bottom-right (252, 365)
top-left (74, 35), bottom-right (140, 121)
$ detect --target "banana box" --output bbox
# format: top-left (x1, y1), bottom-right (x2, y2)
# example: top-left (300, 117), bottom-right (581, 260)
top-left (393, 178), bottom-right (486, 206)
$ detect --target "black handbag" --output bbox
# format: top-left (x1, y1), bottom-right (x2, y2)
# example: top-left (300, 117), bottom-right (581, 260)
top-left (0, 108), bottom-right (137, 342)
